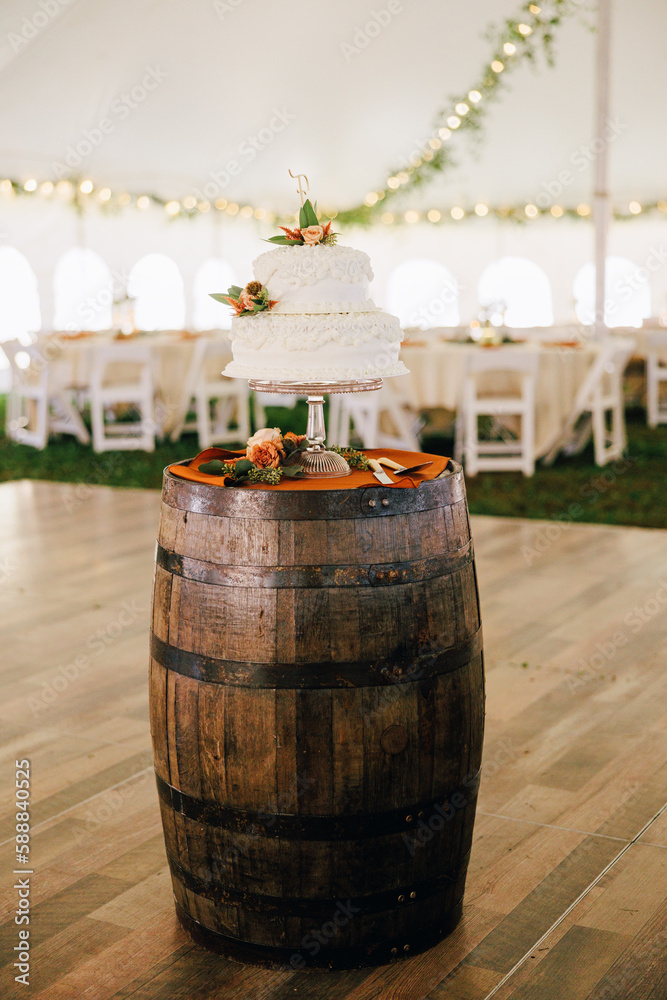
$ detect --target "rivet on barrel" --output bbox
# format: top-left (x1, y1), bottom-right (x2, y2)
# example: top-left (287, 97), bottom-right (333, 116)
top-left (368, 499), bottom-right (376, 507)
top-left (381, 498), bottom-right (389, 506)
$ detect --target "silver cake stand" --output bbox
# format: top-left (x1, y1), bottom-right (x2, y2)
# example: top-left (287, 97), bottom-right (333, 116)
top-left (248, 378), bottom-right (383, 477)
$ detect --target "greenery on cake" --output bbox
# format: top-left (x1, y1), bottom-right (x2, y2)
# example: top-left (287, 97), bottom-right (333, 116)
top-left (209, 280), bottom-right (278, 317)
top-left (266, 198), bottom-right (339, 247)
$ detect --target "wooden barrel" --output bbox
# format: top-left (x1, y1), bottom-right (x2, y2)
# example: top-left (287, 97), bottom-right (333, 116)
top-left (149, 460), bottom-right (484, 970)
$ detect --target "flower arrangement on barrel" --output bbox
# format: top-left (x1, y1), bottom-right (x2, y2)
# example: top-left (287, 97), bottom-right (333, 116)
top-left (198, 427), bottom-right (370, 485)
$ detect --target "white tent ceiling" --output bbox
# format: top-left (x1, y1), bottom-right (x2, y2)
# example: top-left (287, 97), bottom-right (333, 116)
top-left (0, 0), bottom-right (664, 214)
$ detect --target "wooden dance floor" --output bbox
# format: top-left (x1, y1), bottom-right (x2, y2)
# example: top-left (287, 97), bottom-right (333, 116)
top-left (0, 480), bottom-right (665, 999)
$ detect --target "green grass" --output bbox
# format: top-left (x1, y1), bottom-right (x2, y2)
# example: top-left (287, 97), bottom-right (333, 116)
top-left (1, 396), bottom-right (665, 529)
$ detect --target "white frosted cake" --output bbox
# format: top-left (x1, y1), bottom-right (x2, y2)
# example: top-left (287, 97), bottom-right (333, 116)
top-left (223, 244), bottom-right (408, 381)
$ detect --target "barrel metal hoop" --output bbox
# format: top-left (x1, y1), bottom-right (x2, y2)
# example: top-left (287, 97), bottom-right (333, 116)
top-left (155, 769), bottom-right (480, 840)
top-left (174, 896), bottom-right (464, 969)
top-left (150, 626), bottom-right (483, 689)
top-left (155, 540), bottom-right (474, 590)
top-left (167, 848), bottom-right (470, 918)
top-left (162, 462), bottom-right (465, 520)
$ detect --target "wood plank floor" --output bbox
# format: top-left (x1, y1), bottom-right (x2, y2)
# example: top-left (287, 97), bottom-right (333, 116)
top-left (0, 479), bottom-right (665, 1000)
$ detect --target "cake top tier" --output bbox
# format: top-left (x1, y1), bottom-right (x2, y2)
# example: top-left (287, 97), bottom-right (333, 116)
top-left (253, 244), bottom-right (374, 288)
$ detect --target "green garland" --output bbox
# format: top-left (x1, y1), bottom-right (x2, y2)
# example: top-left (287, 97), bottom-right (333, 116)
top-left (333, 0), bottom-right (594, 227)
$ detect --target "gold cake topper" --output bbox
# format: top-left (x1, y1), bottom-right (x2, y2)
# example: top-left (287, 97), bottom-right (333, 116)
top-left (288, 169), bottom-right (309, 207)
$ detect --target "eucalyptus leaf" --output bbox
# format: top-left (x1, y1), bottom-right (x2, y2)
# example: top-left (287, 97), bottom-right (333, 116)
top-left (234, 458), bottom-right (255, 475)
top-left (199, 459), bottom-right (226, 475)
top-left (228, 284), bottom-right (243, 296)
top-left (209, 293), bottom-right (230, 303)
top-left (280, 465), bottom-right (305, 478)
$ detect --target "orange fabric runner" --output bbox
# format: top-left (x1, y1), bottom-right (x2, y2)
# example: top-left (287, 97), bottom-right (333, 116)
top-left (168, 448), bottom-right (450, 490)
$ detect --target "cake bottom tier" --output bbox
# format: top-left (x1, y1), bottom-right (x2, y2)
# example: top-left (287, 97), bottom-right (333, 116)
top-left (225, 310), bottom-right (409, 381)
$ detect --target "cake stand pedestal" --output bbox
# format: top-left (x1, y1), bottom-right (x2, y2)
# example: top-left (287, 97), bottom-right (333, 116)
top-left (248, 378), bottom-right (382, 478)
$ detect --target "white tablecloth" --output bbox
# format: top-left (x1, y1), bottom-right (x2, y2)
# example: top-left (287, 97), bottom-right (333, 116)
top-left (399, 341), bottom-right (599, 458)
top-left (44, 332), bottom-right (232, 434)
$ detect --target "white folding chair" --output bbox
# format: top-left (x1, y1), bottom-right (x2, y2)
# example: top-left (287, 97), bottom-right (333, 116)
top-left (89, 343), bottom-right (156, 452)
top-left (543, 337), bottom-right (635, 467)
top-left (456, 349), bottom-right (539, 477)
top-left (170, 339), bottom-right (250, 449)
top-left (1, 338), bottom-right (90, 449)
top-left (646, 331), bottom-right (667, 427)
top-left (328, 380), bottom-right (421, 450)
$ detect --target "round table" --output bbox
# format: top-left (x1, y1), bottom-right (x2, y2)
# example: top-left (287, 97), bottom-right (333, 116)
top-left (43, 332), bottom-right (232, 435)
top-left (399, 340), bottom-right (599, 458)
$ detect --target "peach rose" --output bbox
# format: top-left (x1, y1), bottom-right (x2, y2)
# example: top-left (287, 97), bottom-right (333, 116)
top-left (284, 431), bottom-right (307, 445)
top-left (247, 441), bottom-right (283, 469)
top-left (239, 289), bottom-right (255, 310)
top-left (301, 225), bottom-right (324, 245)
top-left (247, 426), bottom-right (282, 448)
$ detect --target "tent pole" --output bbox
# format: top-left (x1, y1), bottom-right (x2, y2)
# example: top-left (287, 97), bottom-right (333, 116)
top-left (594, 0), bottom-right (612, 337)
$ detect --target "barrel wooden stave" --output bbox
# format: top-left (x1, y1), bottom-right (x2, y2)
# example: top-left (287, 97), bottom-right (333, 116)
top-left (150, 464), bottom-right (484, 967)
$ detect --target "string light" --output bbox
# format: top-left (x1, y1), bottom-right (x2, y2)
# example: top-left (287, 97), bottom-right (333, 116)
top-left (438, 127), bottom-right (452, 140)
top-left (517, 23), bottom-right (532, 35)
top-left (529, 4), bottom-right (541, 12)
top-left (429, 137), bottom-right (441, 149)
top-left (504, 42), bottom-right (517, 55)
top-left (491, 60), bottom-right (504, 72)
top-left (468, 90), bottom-right (481, 103)
top-left (455, 102), bottom-right (469, 115)
top-left (421, 149), bottom-right (434, 161)
top-left (447, 115), bottom-right (461, 129)
top-left (2, 176), bottom-right (663, 228)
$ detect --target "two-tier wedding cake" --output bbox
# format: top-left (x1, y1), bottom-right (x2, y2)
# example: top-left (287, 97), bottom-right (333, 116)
top-left (214, 197), bottom-right (408, 382)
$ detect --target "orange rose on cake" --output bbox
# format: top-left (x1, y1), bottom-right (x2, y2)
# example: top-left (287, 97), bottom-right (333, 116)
top-left (301, 225), bottom-right (324, 245)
